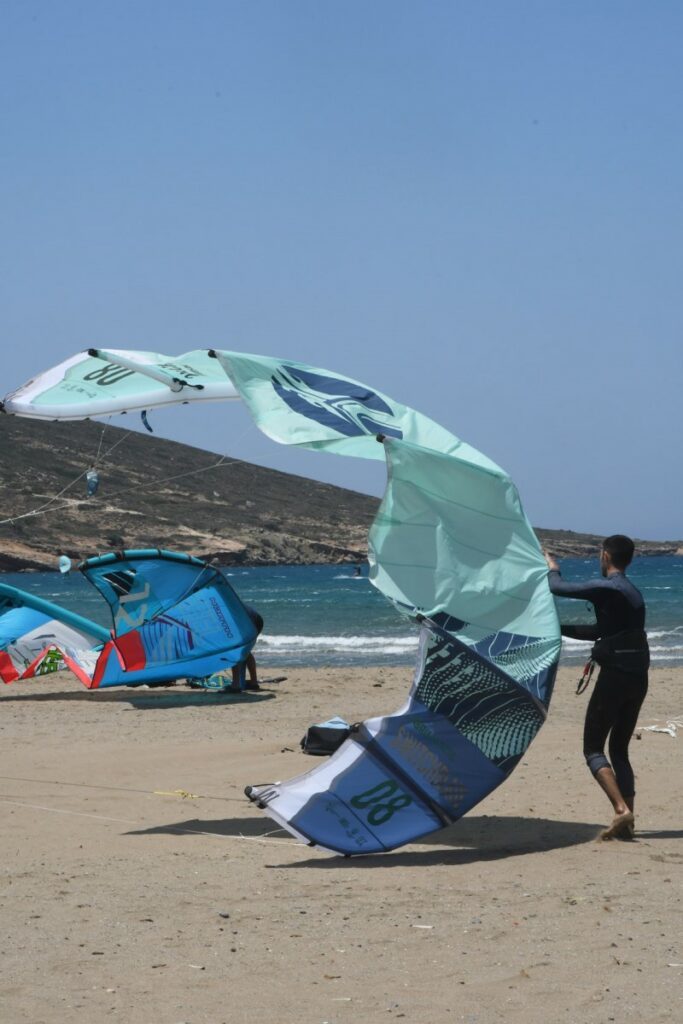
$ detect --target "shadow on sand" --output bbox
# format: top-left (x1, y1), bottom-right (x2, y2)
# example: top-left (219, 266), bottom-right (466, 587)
top-left (126, 691), bottom-right (276, 709)
top-left (637, 829), bottom-right (683, 840)
top-left (126, 816), bottom-right (289, 840)
top-left (127, 813), bottom-right (605, 865)
top-left (0, 689), bottom-right (276, 708)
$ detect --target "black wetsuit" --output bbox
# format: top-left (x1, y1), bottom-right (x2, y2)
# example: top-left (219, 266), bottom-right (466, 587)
top-left (548, 569), bottom-right (649, 798)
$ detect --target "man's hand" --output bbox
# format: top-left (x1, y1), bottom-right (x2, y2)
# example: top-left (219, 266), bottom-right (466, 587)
top-left (543, 549), bottom-right (559, 572)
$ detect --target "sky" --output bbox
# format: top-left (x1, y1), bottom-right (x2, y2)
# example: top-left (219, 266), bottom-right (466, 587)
top-left (2, 1), bottom-right (682, 539)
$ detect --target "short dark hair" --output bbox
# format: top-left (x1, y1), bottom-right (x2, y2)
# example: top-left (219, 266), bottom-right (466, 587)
top-left (602, 534), bottom-right (635, 570)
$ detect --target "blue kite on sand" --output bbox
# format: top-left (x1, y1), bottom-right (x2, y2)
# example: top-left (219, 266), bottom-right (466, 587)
top-left (58, 550), bottom-right (259, 689)
top-left (0, 582), bottom-right (107, 683)
top-left (1, 551), bottom-right (258, 691)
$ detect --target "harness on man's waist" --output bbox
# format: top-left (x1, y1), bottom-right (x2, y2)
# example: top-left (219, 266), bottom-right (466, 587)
top-left (576, 628), bottom-right (649, 695)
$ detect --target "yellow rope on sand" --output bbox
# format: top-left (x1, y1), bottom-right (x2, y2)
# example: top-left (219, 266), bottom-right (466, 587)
top-left (153, 789), bottom-right (200, 799)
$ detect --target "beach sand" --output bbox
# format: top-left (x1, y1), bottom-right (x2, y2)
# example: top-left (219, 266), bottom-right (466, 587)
top-left (1, 664), bottom-right (680, 1023)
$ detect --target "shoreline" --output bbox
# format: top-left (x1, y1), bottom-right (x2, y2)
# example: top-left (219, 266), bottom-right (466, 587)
top-left (3, 545), bottom-right (683, 573)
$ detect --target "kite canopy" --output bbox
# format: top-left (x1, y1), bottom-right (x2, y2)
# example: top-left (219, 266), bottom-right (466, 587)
top-left (3, 348), bottom-right (561, 853)
top-left (0, 552), bottom-right (258, 690)
top-left (0, 583), bottom-right (108, 683)
top-left (64, 550), bottom-right (259, 688)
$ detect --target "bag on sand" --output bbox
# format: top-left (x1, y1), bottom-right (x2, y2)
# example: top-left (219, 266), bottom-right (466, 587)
top-left (300, 716), bottom-right (351, 756)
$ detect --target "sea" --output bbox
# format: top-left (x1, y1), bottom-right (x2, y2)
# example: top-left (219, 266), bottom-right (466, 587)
top-left (5, 556), bottom-right (683, 669)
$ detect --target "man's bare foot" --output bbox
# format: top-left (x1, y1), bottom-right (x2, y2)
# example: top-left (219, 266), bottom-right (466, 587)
top-left (600, 810), bottom-right (634, 841)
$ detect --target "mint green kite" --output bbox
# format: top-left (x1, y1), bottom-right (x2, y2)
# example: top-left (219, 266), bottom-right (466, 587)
top-left (3, 347), bottom-right (560, 854)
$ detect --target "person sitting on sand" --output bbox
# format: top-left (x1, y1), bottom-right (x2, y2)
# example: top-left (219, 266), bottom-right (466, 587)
top-left (231, 605), bottom-right (264, 692)
top-left (545, 535), bottom-right (649, 840)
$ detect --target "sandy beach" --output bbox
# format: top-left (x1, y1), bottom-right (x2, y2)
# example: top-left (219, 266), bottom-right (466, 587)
top-left (1, 664), bottom-right (680, 1024)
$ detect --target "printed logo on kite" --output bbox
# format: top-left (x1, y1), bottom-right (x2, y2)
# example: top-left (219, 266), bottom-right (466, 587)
top-left (271, 365), bottom-right (403, 439)
top-left (82, 363), bottom-right (137, 387)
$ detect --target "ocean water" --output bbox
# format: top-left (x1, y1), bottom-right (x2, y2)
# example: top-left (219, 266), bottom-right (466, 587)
top-left (4, 556), bottom-right (683, 669)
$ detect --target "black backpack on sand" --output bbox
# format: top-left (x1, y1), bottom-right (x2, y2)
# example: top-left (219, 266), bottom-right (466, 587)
top-left (300, 716), bottom-right (352, 756)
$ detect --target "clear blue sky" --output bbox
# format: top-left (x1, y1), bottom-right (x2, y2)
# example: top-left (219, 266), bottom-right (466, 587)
top-left (2, 2), bottom-right (681, 539)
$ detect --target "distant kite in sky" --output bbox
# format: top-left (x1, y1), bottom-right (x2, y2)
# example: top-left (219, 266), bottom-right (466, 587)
top-left (3, 349), bottom-right (561, 852)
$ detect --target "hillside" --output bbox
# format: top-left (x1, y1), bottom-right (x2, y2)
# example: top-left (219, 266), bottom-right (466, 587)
top-left (0, 417), bottom-right (378, 570)
top-left (0, 417), bottom-right (680, 570)
top-left (535, 527), bottom-right (682, 559)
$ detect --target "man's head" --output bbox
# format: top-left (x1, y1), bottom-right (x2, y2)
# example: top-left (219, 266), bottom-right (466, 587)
top-left (600, 534), bottom-right (635, 575)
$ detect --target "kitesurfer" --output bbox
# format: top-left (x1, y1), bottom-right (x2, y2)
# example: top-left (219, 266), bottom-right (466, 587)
top-left (231, 605), bottom-right (264, 692)
top-left (545, 536), bottom-right (649, 841)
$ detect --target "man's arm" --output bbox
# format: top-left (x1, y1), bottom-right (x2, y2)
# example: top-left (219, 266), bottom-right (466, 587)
top-left (543, 550), bottom-right (609, 602)
top-left (547, 570), bottom-right (620, 612)
top-left (543, 552), bottom-right (601, 639)
top-left (547, 569), bottom-right (607, 600)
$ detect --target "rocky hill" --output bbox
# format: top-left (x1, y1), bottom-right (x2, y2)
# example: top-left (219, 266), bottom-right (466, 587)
top-left (0, 416), bottom-right (680, 570)
top-left (0, 417), bottom-right (377, 570)
top-left (534, 528), bottom-right (682, 559)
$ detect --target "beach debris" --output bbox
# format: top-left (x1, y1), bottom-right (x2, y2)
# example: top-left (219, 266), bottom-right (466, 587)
top-left (188, 964), bottom-right (205, 970)
top-left (638, 718), bottom-right (682, 738)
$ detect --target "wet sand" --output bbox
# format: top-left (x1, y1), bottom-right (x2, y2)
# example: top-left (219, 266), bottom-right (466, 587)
top-left (1, 665), bottom-right (681, 1023)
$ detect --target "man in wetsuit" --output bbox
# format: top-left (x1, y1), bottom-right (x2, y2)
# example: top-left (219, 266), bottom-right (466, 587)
top-left (545, 535), bottom-right (649, 840)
